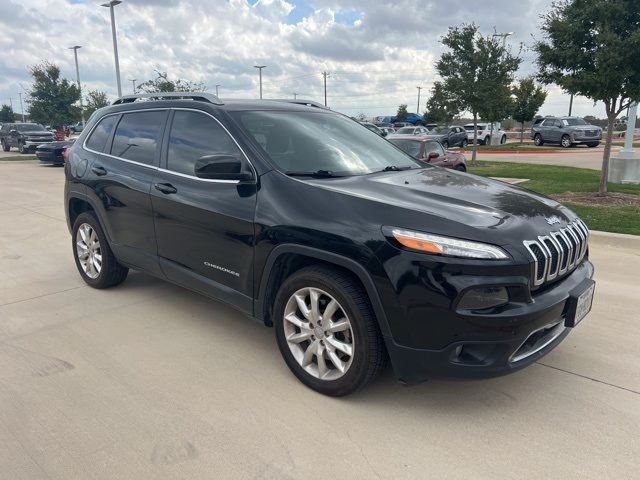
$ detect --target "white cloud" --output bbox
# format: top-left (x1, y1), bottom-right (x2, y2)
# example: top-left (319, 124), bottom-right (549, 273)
top-left (0, 0), bottom-right (608, 119)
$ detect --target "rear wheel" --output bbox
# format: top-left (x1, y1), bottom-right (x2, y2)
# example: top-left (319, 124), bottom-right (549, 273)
top-left (273, 265), bottom-right (386, 396)
top-left (72, 212), bottom-right (128, 289)
top-left (500, 135), bottom-right (507, 144)
top-left (1, 139), bottom-right (9, 152)
top-left (561, 134), bottom-right (572, 148)
top-left (484, 136), bottom-right (491, 146)
top-left (461, 138), bottom-right (468, 148)
top-left (455, 164), bottom-right (466, 172)
top-left (534, 133), bottom-right (544, 146)
top-left (441, 140), bottom-right (449, 149)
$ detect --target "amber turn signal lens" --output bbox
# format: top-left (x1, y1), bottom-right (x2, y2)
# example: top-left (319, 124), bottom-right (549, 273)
top-left (392, 232), bottom-right (444, 254)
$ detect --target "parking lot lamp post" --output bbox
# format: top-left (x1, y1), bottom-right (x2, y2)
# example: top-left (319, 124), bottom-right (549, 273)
top-left (254, 65), bottom-right (266, 99)
top-left (128, 78), bottom-right (136, 94)
top-left (101, 0), bottom-right (123, 98)
top-left (69, 46), bottom-right (85, 125)
top-left (416, 86), bottom-right (422, 116)
top-left (215, 84), bottom-right (221, 97)
top-left (17, 92), bottom-right (25, 122)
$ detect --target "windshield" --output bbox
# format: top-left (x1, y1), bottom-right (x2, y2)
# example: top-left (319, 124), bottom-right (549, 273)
top-left (235, 111), bottom-right (419, 174)
top-left (388, 138), bottom-right (421, 157)
top-left (429, 126), bottom-right (448, 134)
top-left (17, 124), bottom-right (46, 132)
top-left (562, 118), bottom-right (588, 126)
top-left (395, 127), bottom-right (415, 134)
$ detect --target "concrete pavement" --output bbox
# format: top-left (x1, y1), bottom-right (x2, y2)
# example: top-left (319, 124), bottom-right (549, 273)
top-left (1, 160), bottom-right (639, 479)
top-left (475, 145), bottom-right (619, 170)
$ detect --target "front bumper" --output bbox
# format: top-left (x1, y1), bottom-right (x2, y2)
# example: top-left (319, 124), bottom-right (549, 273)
top-left (381, 257), bottom-right (594, 384)
top-left (24, 140), bottom-right (54, 150)
top-left (571, 132), bottom-right (601, 143)
top-left (36, 150), bottom-right (63, 163)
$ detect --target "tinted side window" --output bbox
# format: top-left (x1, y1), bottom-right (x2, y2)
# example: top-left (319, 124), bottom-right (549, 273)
top-left (85, 115), bottom-right (118, 152)
top-left (167, 111), bottom-right (243, 176)
top-left (424, 141), bottom-right (445, 157)
top-left (111, 111), bottom-right (165, 165)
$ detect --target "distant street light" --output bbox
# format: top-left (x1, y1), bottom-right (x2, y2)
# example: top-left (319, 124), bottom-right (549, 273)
top-left (128, 78), bottom-right (137, 94)
top-left (492, 31), bottom-right (514, 48)
top-left (215, 84), bottom-right (221, 97)
top-left (69, 45), bottom-right (85, 124)
top-left (18, 92), bottom-right (25, 122)
top-left (416, 86), bottom-right (423, 116)
top-left (254, 65), bottom-right (266, 99)
top-left (101, 0), bottom-right (123, 97)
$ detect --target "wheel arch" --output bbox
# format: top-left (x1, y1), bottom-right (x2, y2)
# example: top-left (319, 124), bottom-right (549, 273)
top-left (67, 193), bottom-right (112, 243)
top-left (255, 244), bottom-right (393, 342)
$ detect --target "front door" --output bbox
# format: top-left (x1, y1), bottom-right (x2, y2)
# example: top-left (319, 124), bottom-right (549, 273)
top-left (423, 141), bottom-right (447, 167)
top-left (151, 109), bottom-right (257, 314)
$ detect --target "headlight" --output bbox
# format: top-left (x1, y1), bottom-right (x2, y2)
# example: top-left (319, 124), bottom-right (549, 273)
top-left (390, 228), bottom-right (509, 260)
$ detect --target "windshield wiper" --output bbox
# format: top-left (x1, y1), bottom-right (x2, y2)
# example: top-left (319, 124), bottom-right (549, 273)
top-left (285, 169), bottom-right (341, 178)
top-left (379, 165), bottom-right (414, 172)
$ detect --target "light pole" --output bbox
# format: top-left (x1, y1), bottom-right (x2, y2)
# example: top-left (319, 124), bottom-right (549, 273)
top-left (416, 86), bottom-right (423, 115)
top-left (69, 46), bottom-right (85, 124)
top-left (254, 65), bottom-right (266, 99)
top-left (101, 0), bottom-right (123, 97)
top-left (215, 84), bottom-right (221, 97)
top-left (18, 92), bottom-right (25, 122)
top-left (492, 31), bottom-right (514, 48)
top-left (128, 78), bottom-right (136, 94)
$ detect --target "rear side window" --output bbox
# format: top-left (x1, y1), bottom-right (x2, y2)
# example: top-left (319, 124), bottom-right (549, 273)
top-left (85, 115), bottom-right (117, 152)
top-left (166, 110), bottom-right (243, 176)
top-left (111, 111), bottom-right (165, 165)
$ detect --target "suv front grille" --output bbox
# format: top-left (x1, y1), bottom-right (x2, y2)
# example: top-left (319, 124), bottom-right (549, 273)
top-left (584, 130), bottom-right (598, 137)
top-left (523, 220), bottom-right (589, 287)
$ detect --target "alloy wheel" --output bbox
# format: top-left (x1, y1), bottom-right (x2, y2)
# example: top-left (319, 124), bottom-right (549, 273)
top-left (76, 223), bottom-right (102, 279)
top-left (561, 135), bottom-right (571, 148)
top-left (283, 287), bottom-right (355, 380)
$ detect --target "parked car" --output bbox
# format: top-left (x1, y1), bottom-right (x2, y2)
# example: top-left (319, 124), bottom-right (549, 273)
top-left (0, 123), bottom-right (55, 153)
top-left (423, 126), bottom-right (468, 148)
top-left (530, 116), bottom-right (601, 148)
top-left (393, 126), bottom-right (429, 136)
top-left (393, 122), bottom-right (411, 128)
top-left (36, 139), bottom-right (74, 165)
top-left (360, 122), bottom-right (387, 136)
top-left (64, 92), bottom-right (595, 396)
top-left (388, 137), bottom-right (467, 171)
top-left (69, 122), bottom-right (85, 134)
top-left (401, 113), bottom-right (426, 125)
top-left (379, 126), bottom-right (395, 135)
top-left (464, 122), bottom-right (507, 145)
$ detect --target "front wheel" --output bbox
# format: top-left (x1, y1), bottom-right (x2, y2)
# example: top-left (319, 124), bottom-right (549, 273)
top-left (534, 133), bottom-right (544, 146)
top-left (1, 140), bottom-right (9, 152)
top-left (461, 138), bottom-right (468, 148)
top-left (455, 164), bottom-right (466, 172)
top-left (561, 134), bottom-right (572, 148)
top-left (273, 265), bottom-right (386, 396)
top-left (500, 135), bottom-right (507, 144)
top-left (484, 136), bottom-right (491, 146)
top-left (18, 141), bottom-right (27, 154)
top-left (72, 212), bottom-right (128, 289)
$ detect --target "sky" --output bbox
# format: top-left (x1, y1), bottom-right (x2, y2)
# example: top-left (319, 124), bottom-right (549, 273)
top-left (0, 0), bottom-right (608, 120)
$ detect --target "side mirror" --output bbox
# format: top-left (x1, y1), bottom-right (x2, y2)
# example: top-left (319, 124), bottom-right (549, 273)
top-left (428, 152), bottom-right (440, 159)
top-left (381, 131), bottom-right (388, 137)
top-left (9, 129), bottom-right (17, 135)
top-left (194, 154), bottom-right (253, 181)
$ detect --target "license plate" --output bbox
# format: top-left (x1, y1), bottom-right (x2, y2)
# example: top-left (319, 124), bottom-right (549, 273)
top-left (565, 279), bottom-right (595, 327)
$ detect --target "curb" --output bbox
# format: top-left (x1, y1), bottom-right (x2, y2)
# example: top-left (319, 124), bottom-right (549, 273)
top-left (589, 230), bottom-right (640, 248)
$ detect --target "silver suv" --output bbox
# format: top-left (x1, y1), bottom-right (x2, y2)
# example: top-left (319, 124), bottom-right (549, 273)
top-left (531, 116), bottom-right (601, 148)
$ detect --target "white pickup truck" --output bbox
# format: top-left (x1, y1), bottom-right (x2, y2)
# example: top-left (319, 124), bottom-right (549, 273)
top-left (464, 122), bottom-right (507, 145)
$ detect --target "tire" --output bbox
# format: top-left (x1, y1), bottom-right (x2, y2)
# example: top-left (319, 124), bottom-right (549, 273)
top-left (1, 139), bottom-right (9, 152)
top-left (461, 138), bottom-right (468, 148)
top-left (18, 141), bottom-right (26, 154)
top-left (587, 142), bottom-right (599, 148)
top-left (455, 165), bottom-right (466, 172)
top-left (534, 133), bottom-right (544, 146)
top-left (560, 134), bottom-right (572, 148)
top-left (72, 212), bottom-right (128, 289)
top-left (441, 140), bottom-right (449, 149)
top-left (273, 265), bottom-right (386, 396)
top-left (500, 135), bottom-right (507, 145)
top-left (484, 136), bottom-right (491, 146)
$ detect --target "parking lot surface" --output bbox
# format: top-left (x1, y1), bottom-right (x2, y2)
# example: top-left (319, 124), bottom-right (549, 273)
top-left (1, 160), bottom-right (639, 479)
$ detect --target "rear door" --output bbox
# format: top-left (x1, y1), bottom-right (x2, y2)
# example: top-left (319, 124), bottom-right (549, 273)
top-left (83, 109), bottom-right (167, 275)
top-left (151, 108), bottom-right (257, 313)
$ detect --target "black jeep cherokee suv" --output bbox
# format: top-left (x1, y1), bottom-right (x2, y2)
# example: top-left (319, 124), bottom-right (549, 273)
top-left (64, 93), bottom-right (595, 396)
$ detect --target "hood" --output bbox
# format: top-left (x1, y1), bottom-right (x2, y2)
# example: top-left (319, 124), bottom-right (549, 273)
top-left (306, 167), bottom-right (576, 243)
top-left (423, 134), bottom-right (445, 140)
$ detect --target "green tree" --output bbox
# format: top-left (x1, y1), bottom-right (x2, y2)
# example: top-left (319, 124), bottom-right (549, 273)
top-left (534, 0), bottom-right (640, 194)
top-left (433, 24), bottom-right (521, 163)
top-left (512, 77), bottom-right (548, 143)
top-left (395, 104), bottom-right (408, 122)
top-left (27, 62), bottom-right (80, 127)
top-left (83, 90), bottom-right (109, 119)
top-left (424, 82), bottom-right (457, 125)
top-left (0, 105), bottom-right (15, 122)
top-left (137, 69), bottom-right (206, 93)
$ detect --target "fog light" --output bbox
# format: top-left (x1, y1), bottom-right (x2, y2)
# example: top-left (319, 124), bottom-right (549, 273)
top-left (458, 287), bottom-right (509, 310)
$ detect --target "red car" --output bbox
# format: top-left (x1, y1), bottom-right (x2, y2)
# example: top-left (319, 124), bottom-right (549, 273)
top-left (387, 137), bottom-right (467, 171)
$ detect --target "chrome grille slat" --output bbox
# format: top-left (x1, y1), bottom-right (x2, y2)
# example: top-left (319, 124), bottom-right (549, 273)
top-left (523, 220), bottom-right (589, 288)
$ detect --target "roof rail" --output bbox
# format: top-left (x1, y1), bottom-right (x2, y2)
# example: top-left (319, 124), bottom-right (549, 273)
top-left (267, 99), bottom-right (330, 110)
top-left (112, 92), bottom-right (223, 105)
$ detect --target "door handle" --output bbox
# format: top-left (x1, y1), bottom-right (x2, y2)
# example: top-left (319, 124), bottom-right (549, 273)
top-left (91, 165), bottom-right (107, 176)
top-left (154, 183), bottom-right (177, 194)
